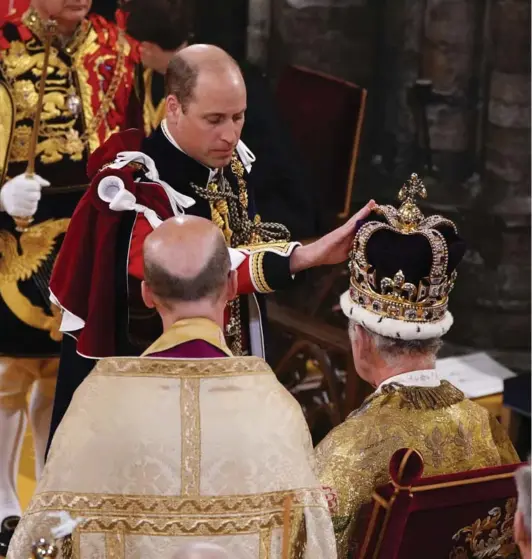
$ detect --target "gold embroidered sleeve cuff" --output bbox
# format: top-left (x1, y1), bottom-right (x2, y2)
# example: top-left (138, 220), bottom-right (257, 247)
top-left (238, 241), bottom-right (301, 294)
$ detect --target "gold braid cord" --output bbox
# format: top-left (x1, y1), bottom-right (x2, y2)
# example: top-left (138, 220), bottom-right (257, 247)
top-left (191, 153), bottom-right (290, 248)
top-left (380, 380), bottom-right (465, 410)
top-left (190, 153), bottom-right (291, 356)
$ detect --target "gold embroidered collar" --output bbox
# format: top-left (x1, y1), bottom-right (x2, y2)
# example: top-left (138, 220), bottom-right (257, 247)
top-left (22, 8), bottom-right (91, 56)
top-left (353, 379), bottom-right (465, 416)
top-left (142, 317), bottom-right (233, 357)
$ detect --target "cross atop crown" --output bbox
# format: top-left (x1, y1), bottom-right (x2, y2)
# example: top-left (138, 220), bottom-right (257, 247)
top-left (395, 173), bottom-right (427, 230)
top-left (398, 173), bottom-right (427, 204)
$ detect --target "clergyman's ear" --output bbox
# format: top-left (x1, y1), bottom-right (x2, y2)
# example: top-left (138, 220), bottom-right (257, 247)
top-left (141, 281), bottom-right (156, 309)
top-left (227, 270), bottom-right (238, 301)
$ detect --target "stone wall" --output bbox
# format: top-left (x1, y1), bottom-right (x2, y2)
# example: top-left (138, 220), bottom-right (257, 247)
top-left (267, 0), bottom-right (531, 369)
top-left (269, 0), bottom-right (377, 85)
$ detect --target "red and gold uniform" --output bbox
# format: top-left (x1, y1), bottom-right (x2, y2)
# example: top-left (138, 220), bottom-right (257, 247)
top-left (47, 122), bottom-right (301, 444)
top-left (0, 7), bottom-right (140, 528)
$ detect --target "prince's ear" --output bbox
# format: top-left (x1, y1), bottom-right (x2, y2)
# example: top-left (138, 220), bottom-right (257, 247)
top-left (165, 95), bottom-right (181, 123)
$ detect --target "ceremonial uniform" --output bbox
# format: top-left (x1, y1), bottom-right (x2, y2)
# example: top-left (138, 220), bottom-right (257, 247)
top-left (47, 120), bottom-right (302, 446)
top-left (137, 62), bottom-right (318, 239)
top-left (9, 318), bottom-right (337, 558)
top-left (0, 7), bottom-right (140, 527)
top-left (313, 174), bottom-right (519, 558)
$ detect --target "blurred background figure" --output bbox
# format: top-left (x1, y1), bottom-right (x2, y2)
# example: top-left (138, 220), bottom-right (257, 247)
top-left (514, 461), bottom-right (531, 559)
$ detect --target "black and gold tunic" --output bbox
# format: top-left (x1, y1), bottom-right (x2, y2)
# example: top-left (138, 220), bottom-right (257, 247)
top-left (0, 9), bottom-right (140, 357)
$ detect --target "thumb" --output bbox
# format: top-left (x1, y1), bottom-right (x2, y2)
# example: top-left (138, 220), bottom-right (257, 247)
top-left (30, 174), bottom-right (51, 187)
top-left (343, 199), bottom-right (376, 230)
top-left (355, 199), bottom-right (376, 221)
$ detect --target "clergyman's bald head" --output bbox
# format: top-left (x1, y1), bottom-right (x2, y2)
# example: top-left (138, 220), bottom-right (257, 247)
top-left (165, 44), bottom-right (243, 110)
top-left (143, 216), bottom-right (230, 304)
top-left (172, 542), bottom-right (230, 559)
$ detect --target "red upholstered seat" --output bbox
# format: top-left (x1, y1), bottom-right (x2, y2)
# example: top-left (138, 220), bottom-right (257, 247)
top-left (270, 67), bottom-right (369, 432)
top-left (276, 65), bottom-right (367, 230)
top-left (354, 448), bottom-right (523, 559)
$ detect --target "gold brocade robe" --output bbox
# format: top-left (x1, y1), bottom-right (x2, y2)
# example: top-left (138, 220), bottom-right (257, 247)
top-left (9, 354), bottom-right (337, 558)
top-left (315, 382), bottom-right (519, 559)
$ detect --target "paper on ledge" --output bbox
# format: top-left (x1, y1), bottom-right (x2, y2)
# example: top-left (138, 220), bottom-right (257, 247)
top-left (436, 352), bottom-right (516, 399)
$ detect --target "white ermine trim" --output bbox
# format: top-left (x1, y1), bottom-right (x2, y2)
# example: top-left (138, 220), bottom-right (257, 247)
top-left (340, 290), bottom-right (454, 340)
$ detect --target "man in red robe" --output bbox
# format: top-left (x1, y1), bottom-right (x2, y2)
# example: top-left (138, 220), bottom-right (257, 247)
top-left (47, 43), bottom-right (375, 450)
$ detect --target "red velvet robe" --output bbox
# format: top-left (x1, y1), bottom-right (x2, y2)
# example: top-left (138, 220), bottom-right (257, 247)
top-left (49, 126), bottom-right (300, 360)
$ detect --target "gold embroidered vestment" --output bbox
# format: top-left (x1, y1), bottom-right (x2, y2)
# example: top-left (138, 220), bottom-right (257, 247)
top-left (315, 383), bottom-right (519, 559)
top-left (9, 355), bottom-right (337, 558)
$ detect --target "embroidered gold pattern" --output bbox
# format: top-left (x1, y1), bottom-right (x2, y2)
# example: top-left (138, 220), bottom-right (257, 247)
top-left (450, 498), bottom-right (518, 559)
top-left (105, 528), bottom-right (125, 559)
top-left (251, 252), bottom-right (273, 294)
top-left (142, 68), bottom-right (166, 136)
top-left (1, 36), bottom-right (85, 164)
top-left (0, 218), bottom-right (69, 283)
top-left (181, 377), bottom-right (201, 496)
top-left (25, 489), bottom-right (326, 537)
top-left (0, 81), bottom-right (15, 184)
top-left (92, 356), bottom-right (271, 379)
top-left (259, 527), bottom-right (272, 559)
top-left (75, 39), bottom-right (129, 153)
top-left (0, 9), bottom-right (130, 166)
top-left (347, 173), bottom-right (460, 324)
top-left (0, 218), bottom-right (69, 338)
top-left (315, 387), bottom-right (520, 559)
top-left (237, 241), bottom-right (294, 254)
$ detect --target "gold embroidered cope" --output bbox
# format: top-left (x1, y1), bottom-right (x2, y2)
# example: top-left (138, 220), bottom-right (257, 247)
top-left (9, 354), bottom-right (336, 558)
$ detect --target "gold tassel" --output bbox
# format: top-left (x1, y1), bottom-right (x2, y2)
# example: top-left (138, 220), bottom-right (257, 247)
top-left (382, 380), bottom-right (464, 410)
top-left (61, 535), bottom-right (73, 559)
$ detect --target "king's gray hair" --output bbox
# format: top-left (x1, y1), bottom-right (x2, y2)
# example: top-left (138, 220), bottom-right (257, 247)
top-left (515, 462), bottom-right (531, 537)
top-left (348, 320), bottom-right (442, 363)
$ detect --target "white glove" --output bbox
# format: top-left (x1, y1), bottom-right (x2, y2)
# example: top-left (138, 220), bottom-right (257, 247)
top-left (0, 173), bottom-right (50, 217)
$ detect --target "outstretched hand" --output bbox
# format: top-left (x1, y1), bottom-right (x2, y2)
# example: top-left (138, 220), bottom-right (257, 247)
top-left (290, 200), bottom-right (377, 273)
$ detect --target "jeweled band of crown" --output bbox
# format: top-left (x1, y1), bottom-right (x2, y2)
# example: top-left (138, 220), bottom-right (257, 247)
top-left (346, 173), bottom-right (459, 324)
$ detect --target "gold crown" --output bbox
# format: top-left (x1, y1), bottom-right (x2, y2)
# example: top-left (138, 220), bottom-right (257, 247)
top-left (348, 173), bottom-right (459, 324)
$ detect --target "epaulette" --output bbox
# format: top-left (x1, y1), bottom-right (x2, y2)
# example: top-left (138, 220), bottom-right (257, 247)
top-left (87, 13), bottom-right (140, 63)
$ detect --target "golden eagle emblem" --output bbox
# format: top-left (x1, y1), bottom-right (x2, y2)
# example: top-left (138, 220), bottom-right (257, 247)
top-left (0, 218), bottom-right (70, 340)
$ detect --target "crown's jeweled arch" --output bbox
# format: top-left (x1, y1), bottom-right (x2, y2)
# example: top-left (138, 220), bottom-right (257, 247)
top-left (346, 172), bottom-right (460, 325)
